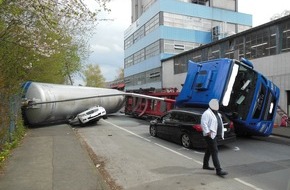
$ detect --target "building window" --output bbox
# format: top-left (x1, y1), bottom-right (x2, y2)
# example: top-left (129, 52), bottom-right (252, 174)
top-left (124, 55), bottom-right (133, 68)
top-left (244, 28), bottom-right (277, 59)
top-left (191, 0), bottom-right (208, 6)
top-left (147, 68), bottom-right (161, 83)
top-left (125, 35), bottom-right (133, 50)
top-left (133, 26), bottom-right (145, 44)
top-left (162, 39), bottom-right (199, 54)
top-left (174, 56), bottom-right (189, 74)
top-left (281, 20), bottom-right (290, 52)
top-left (125, 40), bottom-right (161, 69)
top-left (145, 41), bottom-right (160, 59)
top-left (133, 49), bottom-right (145, 64)
top-left (125, 13), bottom-right (160, 50)
top-left (245, 33), bottom-right (255, 59)
top-left (191, 50), bottom-right (202, 63)
top-left (163, 12), bottom-right (211, 32)
top-left (145, 13), bottom-right (160, 35)
top-left (208, 44), bottom-right (220, 60)
top-left (235, 36), bottom-right (244, 59)
top-left (269, 26), bottom-right (277, 55)
top-left (125, 68), bottom-right (161, 88)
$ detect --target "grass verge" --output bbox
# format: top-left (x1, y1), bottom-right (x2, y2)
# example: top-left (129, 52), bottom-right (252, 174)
top-left (0, 123), bottom-right (26, 168)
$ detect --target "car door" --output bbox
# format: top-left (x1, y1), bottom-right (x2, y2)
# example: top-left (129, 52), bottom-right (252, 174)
top-left (157, 113), bottom-right (172, 138)
top-left (163, 112), bottom-right (182, 140)
top-left (157, 112), bottom-right (178, 139)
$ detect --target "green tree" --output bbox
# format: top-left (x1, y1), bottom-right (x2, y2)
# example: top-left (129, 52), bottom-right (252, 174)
top-left (84, 64), bottom-right (105, 87)
top-left (0, 0), bottom-right (110, 91)
top-left (115, 67), bottom-right (124, 80)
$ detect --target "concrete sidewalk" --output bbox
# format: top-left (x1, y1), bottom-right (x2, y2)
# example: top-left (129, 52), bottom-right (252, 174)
top-left (0, 124), bottom-right (109, 190)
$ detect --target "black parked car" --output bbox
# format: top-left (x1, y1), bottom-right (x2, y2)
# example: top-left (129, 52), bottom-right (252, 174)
top-left (149, 108), bottom-right (236, 149)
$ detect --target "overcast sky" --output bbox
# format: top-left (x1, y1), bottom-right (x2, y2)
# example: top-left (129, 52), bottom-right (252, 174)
top-left (76, 0), bottom-right (289, 85)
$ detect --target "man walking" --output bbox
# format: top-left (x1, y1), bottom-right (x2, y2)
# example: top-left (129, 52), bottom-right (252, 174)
top-left (201, 99), bottom-right (228, 176)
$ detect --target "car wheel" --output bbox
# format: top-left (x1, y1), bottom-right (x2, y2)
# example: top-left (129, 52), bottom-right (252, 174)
top-left (149, 125), bottom-right (157, 137)
top-left (181, 133), bottom-right (192, 148)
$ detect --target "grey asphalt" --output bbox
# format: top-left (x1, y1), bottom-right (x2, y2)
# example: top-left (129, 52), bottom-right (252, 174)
top-left (0, 123), bottom-right (289, 190)
top-left (0, 124), bottom-right (109, 190)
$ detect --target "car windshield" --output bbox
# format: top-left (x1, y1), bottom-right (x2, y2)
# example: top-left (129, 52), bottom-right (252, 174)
top-left (85, 108), bottom-right (98, 114)
top-left (221, 61), bottom-right (257, 120)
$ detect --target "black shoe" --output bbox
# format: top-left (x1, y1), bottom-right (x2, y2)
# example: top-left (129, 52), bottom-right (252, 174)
top-left (216, 170), bottom-right (228, 176)
top-left (203, 166), bottom-right (215, 170)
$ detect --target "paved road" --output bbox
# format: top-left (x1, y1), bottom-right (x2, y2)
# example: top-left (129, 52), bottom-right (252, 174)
top-left (76, 114), bottom-right (290, 190)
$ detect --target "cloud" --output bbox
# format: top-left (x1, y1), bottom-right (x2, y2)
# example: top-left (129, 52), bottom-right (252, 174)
top-left (112, 43), bottom-right (124, 52)
top-left (239, 0), bottom-right (289, 26)
top-left (81, 0), bottom-right (131, 82)
top-left (90, 44), bottom-right (111, 53)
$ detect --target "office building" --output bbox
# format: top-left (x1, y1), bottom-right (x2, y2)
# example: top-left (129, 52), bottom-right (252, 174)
top-left (124, 0), bottom-right (252, 91)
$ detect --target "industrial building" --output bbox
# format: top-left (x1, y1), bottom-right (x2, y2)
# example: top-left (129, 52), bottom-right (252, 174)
top-left (124, 0), bottom-right (252, 91)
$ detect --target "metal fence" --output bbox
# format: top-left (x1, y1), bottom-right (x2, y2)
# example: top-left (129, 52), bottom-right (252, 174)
top-left (0, 94), bottom-right (22, 149)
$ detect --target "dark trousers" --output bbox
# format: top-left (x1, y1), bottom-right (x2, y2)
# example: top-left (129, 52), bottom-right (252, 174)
top-left (203, 136), bottom-right (221, 171)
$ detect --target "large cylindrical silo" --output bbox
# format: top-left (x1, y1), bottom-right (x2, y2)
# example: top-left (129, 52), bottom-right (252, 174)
top-left (22, 81), bottom-right (125, 125)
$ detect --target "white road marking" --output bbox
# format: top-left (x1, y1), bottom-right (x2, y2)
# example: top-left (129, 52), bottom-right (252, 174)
top-left (194, 151), bottom-right (204, 155)
top-left (103, 120), bottom-right (263, 190)
top-left (233, 146), bottom-right (240, 151)
top-left (234, 178), bottom-right (263, 190)
top-left (103, 120), bottom-right (151, 142)
top-left (104, 120), bottom-right (202, 165)
top-left (104, 120), bottom-right (263, 190)
top-left (155, 143), bottom-right (203, 165)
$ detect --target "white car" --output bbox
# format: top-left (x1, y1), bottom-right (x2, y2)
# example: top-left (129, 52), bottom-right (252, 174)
top-left (69, 106), bottom-right (107, 125)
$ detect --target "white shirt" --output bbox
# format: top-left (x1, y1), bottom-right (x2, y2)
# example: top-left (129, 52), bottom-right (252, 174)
top-left (201, 108), bottom-right (225, 139)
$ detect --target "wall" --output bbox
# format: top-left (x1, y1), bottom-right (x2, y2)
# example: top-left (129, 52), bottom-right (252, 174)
top-left (162, 59), bottom-right (186, 91)
top-left (252, 52), bottom-right (290, 113)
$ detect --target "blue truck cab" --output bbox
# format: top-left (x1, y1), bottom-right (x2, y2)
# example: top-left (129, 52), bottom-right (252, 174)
top-left (176, 58), bottom-right (280, 136)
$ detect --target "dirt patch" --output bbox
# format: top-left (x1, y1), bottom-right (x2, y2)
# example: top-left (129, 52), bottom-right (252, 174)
top-left (74, 128), bottom-right (123, 190)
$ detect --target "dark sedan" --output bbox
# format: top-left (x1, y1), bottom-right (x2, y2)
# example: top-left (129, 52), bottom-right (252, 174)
top-left (149, 108), bottom-right (236, 149)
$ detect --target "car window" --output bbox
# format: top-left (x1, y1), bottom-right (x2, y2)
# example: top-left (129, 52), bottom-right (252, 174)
top-left (162, 112), bottom-right (179, 123)
top-left (86, 110), bottom-right (94, 114)
top-left (170, 113), bottom-right (179, 121)
top-left (178, 113), bottom-right (200, 124)
top-left (162, 113), bottom-right (171, 120)
top-left (174, 113), bottom-right (183, 121)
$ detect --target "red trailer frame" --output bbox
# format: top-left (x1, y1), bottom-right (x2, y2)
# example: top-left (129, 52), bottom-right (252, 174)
top-left (125, 88), bottom-right (179, 119)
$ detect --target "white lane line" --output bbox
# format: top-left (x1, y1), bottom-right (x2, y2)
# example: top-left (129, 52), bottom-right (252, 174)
top-left (194, 151), bottom-right (204, 155)
top-left (104, 120), bottom-right (203, 165)
top-left (155, 143), bottom-right (203, 165)
top-left (234, 178), bottom-right (263, 190)
top-left (103, 120), bottom-right (151, 142)
top-left (101, 121), bottom-right (263, 190)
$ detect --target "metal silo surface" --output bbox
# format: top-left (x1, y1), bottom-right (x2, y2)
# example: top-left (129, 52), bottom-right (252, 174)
top-left (22, 81), bottom-right (125, 125)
